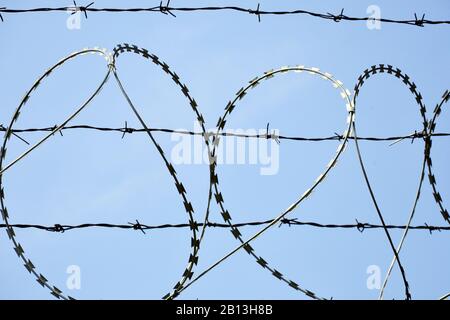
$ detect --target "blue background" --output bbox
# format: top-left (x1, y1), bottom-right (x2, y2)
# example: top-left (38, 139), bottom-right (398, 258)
top-left (0, 0), bottom-right (449, 299)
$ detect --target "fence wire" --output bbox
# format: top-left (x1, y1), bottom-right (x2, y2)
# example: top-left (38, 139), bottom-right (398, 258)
top-left (0, 3), bottom-right (449, 27)
top-left (0, 44), bottom-right (448, 301)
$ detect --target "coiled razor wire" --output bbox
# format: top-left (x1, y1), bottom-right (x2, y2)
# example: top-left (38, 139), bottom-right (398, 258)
top-left (0, 44), bottom-right (213, 300)
top-left (0, 45), bottom-right (448, 300)
top-left (176, 66), bottom-right (355, 300)
top-left (110, 43), bottom-right (214, 300)
top-left (352, 65), bottom-right (428, 300)
top-left (427, 90), bottom-right (450, 224)
top-left (352, 65), bottom-right (450, 300)
top-left (0, 47), bottom-right (112, 300)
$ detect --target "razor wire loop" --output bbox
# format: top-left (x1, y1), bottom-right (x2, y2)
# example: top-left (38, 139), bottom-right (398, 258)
top-left (0, 44), bottom-right (213, 301)
top-left (351, 64), bottom-right (440, 300)
top-left (0, 47), bottom-right (448, 300)
top-left (0, 6), bottom-right (449, 27)
top-left (111, 43), bottom-right (214, 300)
top-left (427, 90), bottom-right (450, 224)
top-left (0, 47), bottom-right (111, 301)
top-left (200, 65), bottom-right (355, 301)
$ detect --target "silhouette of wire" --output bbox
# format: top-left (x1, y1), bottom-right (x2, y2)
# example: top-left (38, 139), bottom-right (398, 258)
top-left (0, 4), bottom-right (448, 27)
top-left (1, 124), bottom-right (449, 143)
top-left (352, 65), bottom-right (430, 300)
top-left (352, 65), bottom-right (448, 300)
top-left (0, 47), bottom-right (111, 300)
top-left (1, 45), bottom-right (448, 301)
top-left (110, 44), bottom-right (212, 300)
top-left (427, 90), bottom-right (450, 224)
top-left (2, 219), bottom-right (450, 233)
top-left (179, 65), bottom-right (355, 301)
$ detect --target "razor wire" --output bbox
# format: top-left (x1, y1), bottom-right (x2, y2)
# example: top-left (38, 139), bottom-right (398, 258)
top-left (0, 47), bottom-right (112, 300)
top-left (0, 2), bottom-right (449, 27)
top-left (352, 65), bottom-right (428, 300)
top-left (0, 44), bottom-right (449, 300)
top-left (110, 44), bottom-right (216, 300)
top-left (186, 66), bottom-right (355, 301)
top-left (352, 66), bottom-right (449, 300)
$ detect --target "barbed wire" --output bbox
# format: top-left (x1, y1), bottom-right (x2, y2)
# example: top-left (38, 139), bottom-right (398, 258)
top-left (2, 218), bottom-right (450, 233)
top-left (1, 124), bottom-right (449, 145)
top-left (0, 45), bottom-right (448, 301)
top-left (0, 2), bottom-right (449, 27)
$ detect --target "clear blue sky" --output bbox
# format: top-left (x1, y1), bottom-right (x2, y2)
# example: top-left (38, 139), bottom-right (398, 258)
top-left (0, 0), bottom-right (449, 300)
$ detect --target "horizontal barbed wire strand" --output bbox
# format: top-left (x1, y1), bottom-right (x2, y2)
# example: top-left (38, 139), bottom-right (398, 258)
top-left (1, 124), bottom-right (449, 143)
top-left (2, 219), bottom-right (449, 233)
top-left (0, 4), bottom-right (448, 27)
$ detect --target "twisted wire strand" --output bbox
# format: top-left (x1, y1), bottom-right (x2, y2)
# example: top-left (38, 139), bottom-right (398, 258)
top-left (2, 219), bottom-right (449, 233)
top-left (1, 124), bottom-right (449, 143)
top-left (0, 47), bottom-right (112, 300)
top-left (0, 5), bottom-right (449, 27)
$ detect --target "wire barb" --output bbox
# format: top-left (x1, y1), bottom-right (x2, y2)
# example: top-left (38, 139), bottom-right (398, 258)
top-left (121, 121), bottom-right (134, 139)
top-left (355, 219), bottom-right (365, 233)
top-left (0, 124), bottom-right (30, 145)
top-left (0, 7), bottom-right (5, 22)
top-left (0, 6), bottom-right (448, 27)
top-left (414, 13), bottom-right (426, 27)
top-left (52, 224), bottom-right (65, 233)
top-left (328, 8), bottom-right (345, 22)
top-left (72, 1), bottom-right (94, 19)
top-left (250, 3), bottom-right (261, 23)
top-left (159, 0), bottom-right (176, 18)
top-left (128, 219), bottom-right (146, 234)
